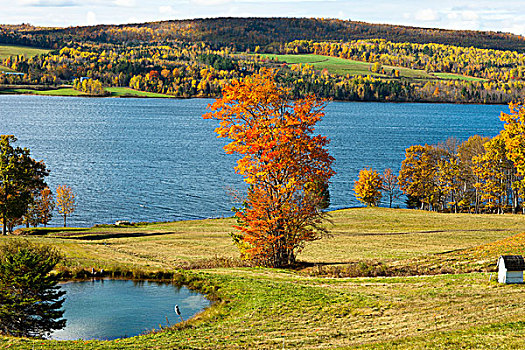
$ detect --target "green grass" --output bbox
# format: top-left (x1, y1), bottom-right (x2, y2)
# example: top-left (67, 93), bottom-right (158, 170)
top-left (433, 72), bottom-right (487, 82)
top-left (0, 88), bottom-right (86, 96)
top-left (105, 87), bottom-right (172, 98)
top-left (1, 271), bottom-right (525, 349)
top-left (0, 87), bottom-right (172, 98)
top-left (0, 44), bottom-right (50, 61)
top-left (260, 54), bottom-right (435, 79)
top-left (2, 207), bottom-right (525, 348)
top-left (0, 44), bottom-right (51, 74)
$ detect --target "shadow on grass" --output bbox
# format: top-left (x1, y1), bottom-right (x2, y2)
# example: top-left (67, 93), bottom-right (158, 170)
top-left (54, 231), bottom-right (178, 240)
top-left (336, 228), bottom-right (509, 236)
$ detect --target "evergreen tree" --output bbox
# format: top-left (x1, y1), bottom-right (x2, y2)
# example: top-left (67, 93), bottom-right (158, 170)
top-left (0, 239), bottom-right (66, 338)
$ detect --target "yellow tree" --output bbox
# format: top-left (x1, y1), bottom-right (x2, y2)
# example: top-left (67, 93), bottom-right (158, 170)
top-left (56, 185), bottom-right (76, 227)
top-left (398, 144), bottom-right (439, 210)
top-left (500, 102), bottom-right (525, 175)
top-left (354, 167), bottom-right (382, 206)
top-left (204, 68), bottom-right (335, 267)
top-left (472, 136), bottom-right (513, 213)
top-left (437, 158), bottom-right (462, 213)
top-left (500, 102), bottom-right (525, 210)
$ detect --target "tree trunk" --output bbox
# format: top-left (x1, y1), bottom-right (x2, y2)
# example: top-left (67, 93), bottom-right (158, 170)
top-left (2, 210), bottom-right (6, 235)
top-left (63, 214), bottom-right (67, 227)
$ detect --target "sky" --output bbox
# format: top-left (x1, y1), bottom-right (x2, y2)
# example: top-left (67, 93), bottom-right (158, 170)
top-left (1, 0), bottom-right (525, 36)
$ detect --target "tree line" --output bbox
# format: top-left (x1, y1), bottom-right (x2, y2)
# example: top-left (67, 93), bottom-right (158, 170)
top-left (354, 102), bottom-right (525, 214)
top-left (3, 17), bottom-right (525, 52)
top-left (0, 135), bottom-right (76, 234)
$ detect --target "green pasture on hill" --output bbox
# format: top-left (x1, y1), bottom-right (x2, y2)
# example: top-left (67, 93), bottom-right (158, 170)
top-left (432, 72), bottom-right (488, 82)
top-left (260, 54), bottom-right (434, 79)
top-left (260, 54), bottom-right (486, 82)
top-left (1, 207), bottom-right (525, 349)
top-left (0, 44), bottom-right (50, 61)
top-left (0, 44), bottom-right (51, 73)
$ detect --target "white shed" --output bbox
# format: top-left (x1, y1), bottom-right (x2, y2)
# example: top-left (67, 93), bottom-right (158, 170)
top-left (497, 255), bottom-right (525, 284)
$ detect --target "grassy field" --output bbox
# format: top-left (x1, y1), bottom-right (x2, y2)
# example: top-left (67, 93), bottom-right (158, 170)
top-left (432, 72), bottom-right (487, 82)
top-left (260, 54), bottom-right (486, 82)
top-left (0, 87), bottom-right (86, 96)
top-left (0, 44), bottom-right (51, 72)
top-left (260, 54), bottom-right (434, 79)
top-left (0, 87), bottom-right (172, 98)
top-left (1, 207), bottom-right (525, 349)
top-left (105, 87), bottom-right (172, 98)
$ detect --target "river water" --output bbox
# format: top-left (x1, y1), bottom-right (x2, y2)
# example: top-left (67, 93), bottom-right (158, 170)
top-left (0, 95), bottom-right (506, 226)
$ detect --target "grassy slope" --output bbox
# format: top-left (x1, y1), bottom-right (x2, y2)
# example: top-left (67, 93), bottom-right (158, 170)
top-left (260, 54), bottom-right (434, 79)
top-left (432, 72), bottom-right (487, 82)
top-left (261, 54), bottom-right (485, 82)
top-left (0, 44), bottom-right (50, 72)
top-left (2, 207), bottom-right (525, 349)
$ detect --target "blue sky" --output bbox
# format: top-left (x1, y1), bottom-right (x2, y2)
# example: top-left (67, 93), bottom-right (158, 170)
top-left (1, 0), bottom-right (525, 36)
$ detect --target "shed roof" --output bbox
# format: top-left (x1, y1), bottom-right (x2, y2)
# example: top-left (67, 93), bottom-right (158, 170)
top-left (498, 255), bottom-right (525, 270)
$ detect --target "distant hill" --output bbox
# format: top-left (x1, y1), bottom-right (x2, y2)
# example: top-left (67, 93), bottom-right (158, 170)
top-left (2, 17), bottom-right (525, 52)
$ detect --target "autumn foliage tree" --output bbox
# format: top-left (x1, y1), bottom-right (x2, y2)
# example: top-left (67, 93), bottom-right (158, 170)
top-left (500, 102), bottom-right (525, 176)
top-left (0, 135), bottom-right (48, 235)
top-left (354, 167), bottom-right (383, 207)
top-left (398, 145), bottom-right (439, 210)
top-left (204, 68), bottom-right (335, 267)
top-left (56, 185), bottom-right (76, 227)
top-left (381, 168), bottom-right (400, 208)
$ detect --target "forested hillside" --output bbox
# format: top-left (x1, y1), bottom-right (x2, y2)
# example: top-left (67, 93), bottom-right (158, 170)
top-left (1, 17), bottom-right (525, 103)
top-left (2, 17), bottom-right (525, 52)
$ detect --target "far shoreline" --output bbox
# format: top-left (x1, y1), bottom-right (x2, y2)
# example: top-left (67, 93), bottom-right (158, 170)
top-left (0, 87), bottom-right (508, 106)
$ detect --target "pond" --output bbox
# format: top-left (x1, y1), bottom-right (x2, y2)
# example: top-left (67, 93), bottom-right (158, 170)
top-left (50, 279), bottom-right (211, 340)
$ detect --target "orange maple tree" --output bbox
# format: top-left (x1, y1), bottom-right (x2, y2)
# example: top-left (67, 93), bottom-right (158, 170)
top-left (204, 69), bottom-right (335, 267)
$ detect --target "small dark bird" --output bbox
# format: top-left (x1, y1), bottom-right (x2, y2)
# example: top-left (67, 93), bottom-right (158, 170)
top-left (174, 304), bottom-right (184, 322)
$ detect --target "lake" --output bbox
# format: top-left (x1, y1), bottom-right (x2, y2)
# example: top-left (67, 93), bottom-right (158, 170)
top-left (50, 279), bottom-right (210, 340)
top-left (0, 95), bottom-right (506, 226)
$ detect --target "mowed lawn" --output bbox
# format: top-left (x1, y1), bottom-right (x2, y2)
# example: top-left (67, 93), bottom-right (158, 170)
top-left (11, 207), bottom-right (524, 270)
top-left (1, 207), bottom-right (525, 349)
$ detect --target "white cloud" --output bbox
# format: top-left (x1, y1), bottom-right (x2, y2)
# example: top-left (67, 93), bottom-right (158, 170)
top-left (461, 10), bottom-right (478, 21)
top-left (190, 0), bottom-right (231, 5)
top-left (414, 8), bottom-right (440, 22)
top-left (19, 0), bottom-right (78, 6)
top-left (446, 12), bottom-right (458, 20)
top-left (114, 0), bottom-right (135, 7)
top-left (502, 23), bottom-right (525, 36)
top-left (86, 11), bottom-right (97, 25)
